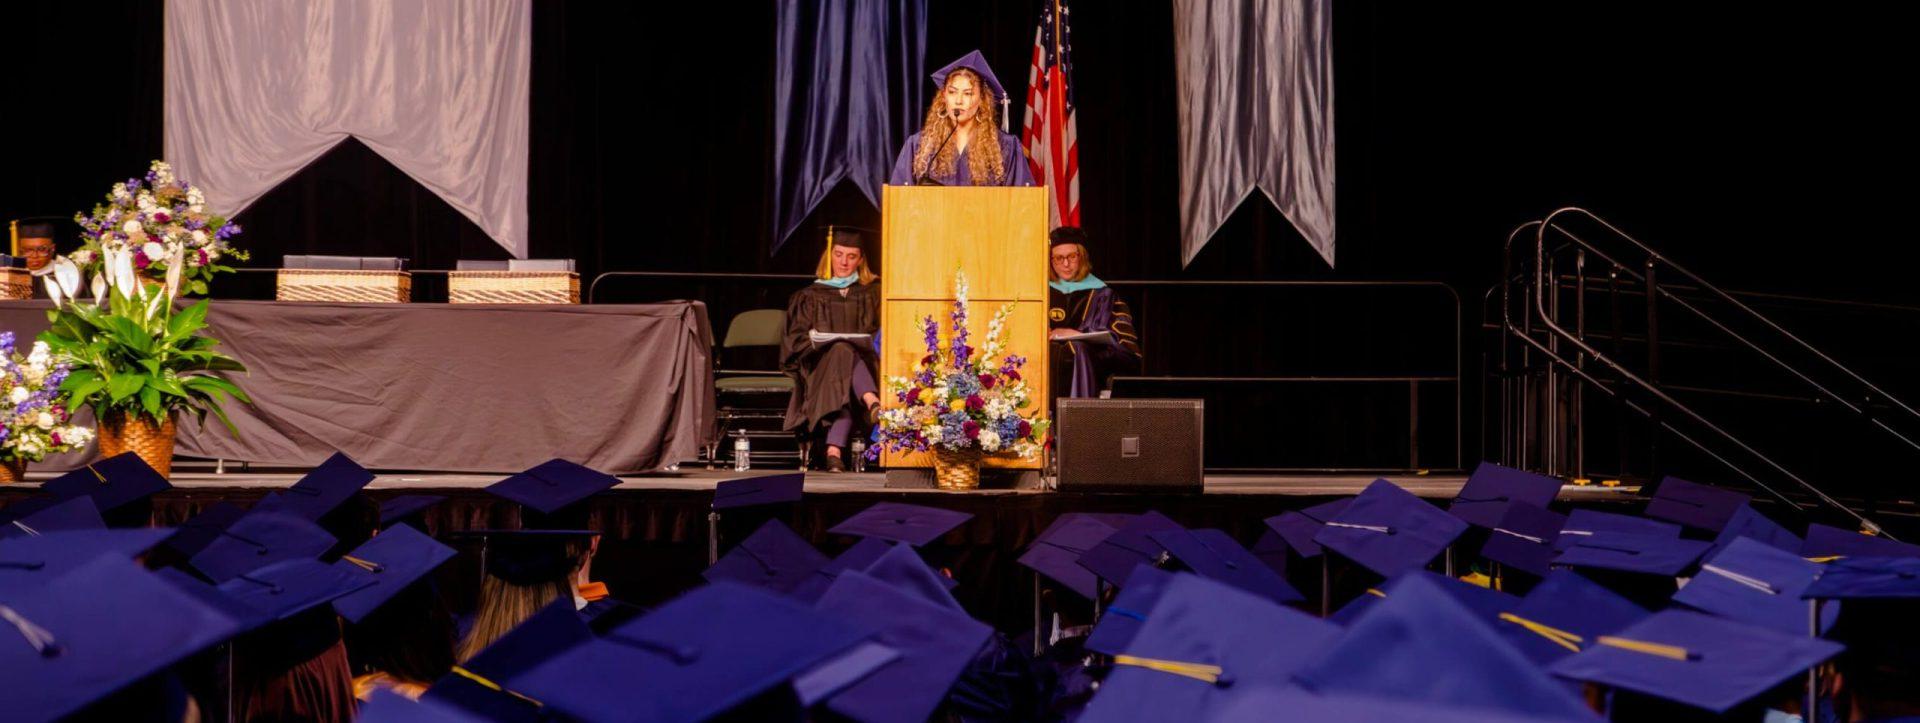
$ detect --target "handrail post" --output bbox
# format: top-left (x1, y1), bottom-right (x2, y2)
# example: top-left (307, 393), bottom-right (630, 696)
top-left (1645, 258), bottom-right (1661, 476)
top-left (1574, 249), bottom-right (1588, 480)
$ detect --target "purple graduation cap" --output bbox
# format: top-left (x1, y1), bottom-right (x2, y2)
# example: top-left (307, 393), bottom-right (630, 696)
top-left (1018, 513), bottom-right (1129, 599)
top-left (0, 556), bottom-right (242, 722)
top-left (828, 501), bottom-right (973, 547)
top-left (1478, 501), bottom-right (1568, 577)
top-left (1148, 527), bottom-right (1303, 604)
top-left (38, 452), bottom-right (171, 520)
top-left (704, 518), bottom-right (831, 595)
top-left (0, 495), bottom-right (103, 539)
top-left (1084, 565), bottom-right (1178, 656)
top-left (1076, 510), bottom-right (1185, 587)
top-left (1249, 529), bottom-right (1289, 577)
top-left (1213, 687), bottom-right (1553, 723)
top-left (1643, 476), bottom-right (1750, 533)
top-left (0, 528), bottom-right (175, 588)
top-left (931, 50), bottom-right (1008, 103)
top-left (1448, 461), bottom-right (1563, 529)
top-left (154, 565), bottom-right (275, 633)
top-left (357, 688), bottom-right (487, 723)
top-left (1548, 610), bottom-right (1843, 714)
top-left (1553, 531), bottom-right (1712, 577)
top-left (377, 494), bottom-right (446, 528)
top-left (712, 472), bottom-right (806, 510)
top-left (161, 501), bottom-right (247, 558)
top-left (1296, 574), bottom-right (1599, 721)
top-left (1802, 555), bottom-right (1920, 599)
top-left (1263, 498), bottom-right (1351, 559)
top-left (859, 540), bottom-right (963, 612)
top-left (1704, 505), bottom-right (1801, 560)
top-left (216, 557), bottom-right (377, 622)
top-left (1672, 536), bottom-right (1828, 635)
top-left (270, 452), bottom-right (376, 521)
top-left (1801, 523), bottom-right (1920, 559)
top-left (485, 458), bottom-right (622, 517)
top-left (815, 570), bottom-right (994, 723)
top-left (329, 523), bottom-right (459, 624)
top-left (1327, 570), bottom-right (1519, 628)
top-left (789, 536), bottom-right (899, 604)
top-left (1077, 573), bottom-right (1343, 723)
top-left (1313, 479), bottom-right (1469, 577)
top-left (1498, 570), bottom-right (1650, 666)
top-left (187, 511), bottom-right (337, 583)
top-left (422, 599), bottom-right (592, 718)
top-left (1553, 508), bottom-right (1681, 552)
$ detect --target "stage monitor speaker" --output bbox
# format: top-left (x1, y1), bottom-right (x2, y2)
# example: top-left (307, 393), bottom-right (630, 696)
top-left (1056, 398), bottom-right (1203, 493)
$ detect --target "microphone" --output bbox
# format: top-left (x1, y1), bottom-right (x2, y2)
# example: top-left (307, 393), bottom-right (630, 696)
top-left (916, 108), bottom-right (960, 187)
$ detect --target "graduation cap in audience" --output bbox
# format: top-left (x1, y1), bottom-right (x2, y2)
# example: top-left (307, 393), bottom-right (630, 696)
top-left (1296, 574), bottom-right (1599, 721)
top-left (1497, 569), bottom-right (1650, 665)
top-left (1448, 462), bottom-right (1563, 528)
top-left (159, 501), bottom-right (247, 559)
top-left (704, 518), bottom-right (831, 595)
top-left (1553, 508), bottom-right (1680, 551)
top-left (1643, 476), bottom-right (1751, 533)
top-left (512, 581), bottom-right (868, 723)
top-left (814, 569), bottom-right (995, 723)
top-left (1477, 501), bottom-right (1567, 577)
top-left (448, 529), bottom-right (597, 587)
top-left (1149, 527), bottom-right (1303, 604)
top-left (358, 688), bottom-right (489, 723)
top-left (1078, 573), bottom-right (1343, 723)
top-left (931, 50), bottom-right (1008, 103)
top-left (38, 452), bottom-right (171, 525)
top-left (261, 452), bottom-right (375, 521)
top-left (153, 565), bottom-right (275, 633)
top-left (329, 523), bottom-right (458, 623)
top-left (1801, 523), bottom-right (1920, 559)
top-left (1212, 687), bottom-right (1551, 723)
top-left (712, 473), bottom-right (805, 510)
top-left (0, 495), bottom-right (103, 539)
top-left (1084, 564), bottom-right (1177, 656)
top-left (1326, 570), bottom-right (1520, 628)
top-left (1314, 479), bottom-right (1469, 577)
top-left (186, 511), bottom-right (337, 582)
top-left (1018, 513), bottom-right (1129, 599)
top-left (1548, 609), bottom-right (1843, 714)
top-left (1077, 510), bottom-right (1184, 588)
top-left (829, 501), bottom-right (973, 546)
top-left (0, 555), bottom-right (243, 722)
top-left (0, 527), bottom-right (175, 588)
top-left (1672, 536), bottom-right (1830, 635)
top-left (1263, 498), bottom-right (1350, 559)
top-left (1705, 504), bottom-right (1801, 560)
top-left (1802, 555), bottom-right (1920, 600)
top-left (215, 557), bottom-right (377, 623)
top-left (789, 536), bottom-right (899, 603)
top-left (859, 540), bottom-right (963, 611)
top-left (1554, 530), bottom-right (1711, 576)
top-left (485, 459), bottom-right (621, 527)
top-left (377, 494), bottom-right (446, 529)
top-left (1249, 529), bottom-right (1289, 577)
top-left (792, 640), bottom-right (905, 709)
top-left (423, 599), bottom-right (594, 718)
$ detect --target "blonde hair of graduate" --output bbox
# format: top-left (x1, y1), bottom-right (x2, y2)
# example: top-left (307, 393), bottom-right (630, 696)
top-left (456, 540), bottom-right (588, 663)
top-left (814, 236), bottom-right (878, 285)
top-left (912, 69), bottom-right (1006, 185)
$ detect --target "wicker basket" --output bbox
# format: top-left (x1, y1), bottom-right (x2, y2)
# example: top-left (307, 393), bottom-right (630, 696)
top-left (0, 457), bottom-right (24, 484)
top-left (933, 446), bottom-right (983, 490)
top-left (276, 269), bottom-right (411, 303)
top-left (99, 410), bottom-right (178, 479)
top-left (448, 271), bottom-right (580, 304)
top-left (1, 268), bottom-right (34, 300)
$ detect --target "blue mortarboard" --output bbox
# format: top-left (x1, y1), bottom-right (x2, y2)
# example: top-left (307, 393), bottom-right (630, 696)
top-left (451, 529), bottom-right (596, 586)
top-left (1263, 498), bottom-right (1351, 559)
top-left (1803, 555), bottom-right (1920, 599)
top-left (815, 570), bottom-right (994, 723)
top-left (1150, 527), bottom-right (1303, 604)
top-left (1801, 523), bottom-right (1920, 559)
top-left (423, 599), bottom-right (593, 718)
top-left (485, 459), bottom-right (621, 516)
top-left (828, 501), bottom-right (973, 546)
top-left (1553, 530), bottom-right (1711, 576)
top-left (1327, 570), bottom-right (1519, 628)
top-left (1249, 529), bottom-right (1289, 577)
top-left (704, 518), bottom-right (831, 595)
top-left (1548, 609), bottom-right (1844, 714)
top-left (1706, 505), bottom-right (1801, 560)
top-left (1077, 511), bottom-right (1184, 587)
top-left (0, 528), bottom-right (175, 589)
top-left (1085, 564), bottom-right (1177, 656)
top-left (0, 556), bottom-right (241, 722)
top-left (1018, 513), bottom-right (1128, 599)
top-left (1553, 508), bottom-right (1680, 551)
top-left (789, 536), bottom-right (898, 603)
top-left (271, 452), bottom-right (375, 520)
top-left (1448, 462), bottom-right (1563, 528)
top-left (931, 50), bottom-right (1007, 102)
top-left (1478, 501), bottom-right (1567, 577)
top-left (187, 511), bottom-right (337, 582)
top-left (330, 523), bottom-right (458, 623)
top-left (154, 565), bottom-right (275, 633)
top-left (1643, 476), bottom-right (1751, 533)
top-left (792, 641), bottom-right (905, 708)
top-left (0, 495), bottom-right (103, 539)
top-left (1078, 573), bottom-right (1343, 723)
top-left (358, 688), bottom-right (488, 723)
top-left (1314, 479), bottom-right (1469, 577)
top-left (712, 472), bottom-right (805, 510)
top-left (162, 501), bottom-right (247, 557)
top-left (1213, 686), bottom-right (1551, 723)
top-left (1297, 574), bottom-right (1599, 721)
top-left (1672, 537), bottom-right (1827, 634)
top-left (513, 581), bottom-right (866, 723)
top-left (378, 495), bottom-right (446, 527)
top-left (216, 557), bottom-right (376, 621)
top-left (1500, 570), bottom-right (1650, 665)
top-left (38, 452), bottom-right (171, 515)
top-left (860, 540), bottom-right (963, 611)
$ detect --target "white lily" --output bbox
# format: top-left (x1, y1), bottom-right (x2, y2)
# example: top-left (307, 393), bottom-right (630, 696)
top-left (113, 247), bottom-right (140, 301)
top-left (164, 243), bottom-right (185, 302)
top-left (43, 274), bottom-right (64, 307)
top-left (52, 256), bottom-right (83, 302)
top-left (90, 272), bottom-right (107, 306)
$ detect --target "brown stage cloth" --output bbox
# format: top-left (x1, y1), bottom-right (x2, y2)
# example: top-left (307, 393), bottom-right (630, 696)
top-left (0, 300), bottom-right (715, 473)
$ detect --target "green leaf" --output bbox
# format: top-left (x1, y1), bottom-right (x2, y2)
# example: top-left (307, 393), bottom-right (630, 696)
top-left (203, 395), bottom-right (239, 437)
top-left (167, 300), bottom-right (210, 342)
top-left (190, 279), bottom-right (208, 296)
top-left (184, 374), bottom-right (251, 404)
top-left (106, 373), bottom-right (146, 402)
top-left (149, 375), bottom-right (189, 399)
top-left (139, 386), bottom-right (162, 418)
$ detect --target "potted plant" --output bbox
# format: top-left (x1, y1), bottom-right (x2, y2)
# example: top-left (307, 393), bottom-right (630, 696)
top-left (869, 270), bottom-right (1049, 489)
top-left (0, 332), bottom-right (95, 483)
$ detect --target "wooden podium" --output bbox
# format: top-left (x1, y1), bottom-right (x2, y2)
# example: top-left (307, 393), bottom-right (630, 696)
top-left (879, 185), bottom-right (1050, 470)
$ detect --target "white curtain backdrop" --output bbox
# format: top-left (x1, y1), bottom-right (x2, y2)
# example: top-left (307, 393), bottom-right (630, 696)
top-left (165, 0), bottom-right (531, 257)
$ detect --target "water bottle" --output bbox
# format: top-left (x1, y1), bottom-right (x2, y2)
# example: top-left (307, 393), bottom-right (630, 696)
top-left (850, 439), bottom-right (866, 473)
top-left (733, 430), bottom-right (751, 471)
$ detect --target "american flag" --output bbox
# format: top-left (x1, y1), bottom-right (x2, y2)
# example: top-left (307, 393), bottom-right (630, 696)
top-left (1022, 0), bottom-right (1079, 228)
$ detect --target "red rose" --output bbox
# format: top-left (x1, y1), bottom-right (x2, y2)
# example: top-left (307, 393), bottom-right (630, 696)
top-left (977, 374), bottom-right (996, 390)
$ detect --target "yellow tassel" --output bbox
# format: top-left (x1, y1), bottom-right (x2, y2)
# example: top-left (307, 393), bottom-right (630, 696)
top-left (449, 666), bottom-right (544, 707)
top-left (1112, 654), bottom-right (1225, 684)
top-left (1499, 613), bottom-right (1583, 653)
top-left (1596, 636), bottom-right (1696, 661)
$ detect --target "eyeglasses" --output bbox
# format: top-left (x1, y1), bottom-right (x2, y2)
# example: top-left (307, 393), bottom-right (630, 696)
top-left (19, 247), bottom-right (54, 256)
top-left (1050, 253), bottom-right (1080, 262)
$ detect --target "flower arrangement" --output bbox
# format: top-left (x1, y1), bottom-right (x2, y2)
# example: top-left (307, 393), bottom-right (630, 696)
top-left (0, 332), bottom-right (94, 465)
top-left (870, 270), bottom-right (1050, 460)
top-left (69, 160), bottom-right (247, 297)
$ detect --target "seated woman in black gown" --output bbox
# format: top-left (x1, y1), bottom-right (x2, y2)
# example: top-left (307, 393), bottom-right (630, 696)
top-left (781, 228), bottom-right (881, 472)
top-left (1047, 227), bottom-right (1140, 403)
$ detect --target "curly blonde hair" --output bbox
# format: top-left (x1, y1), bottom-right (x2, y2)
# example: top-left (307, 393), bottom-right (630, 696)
top-left (912, 69), bottom-right (1005, 185)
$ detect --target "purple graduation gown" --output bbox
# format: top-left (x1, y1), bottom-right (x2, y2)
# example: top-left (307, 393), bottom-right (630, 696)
top-left (1049, 286), bottom-right (1141, 399)
top-left (888, 130), bottom-right (1036, 186)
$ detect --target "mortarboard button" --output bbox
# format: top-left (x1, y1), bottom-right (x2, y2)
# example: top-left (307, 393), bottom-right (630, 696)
top-left (1448, 462), bottom-right (1563, 529)
top-left (712, 473), bottom-right (805, 510)
top-left (1076, 511), bottom-right (1184, 588)
top-left (1800, 523), bottom-right (1920, 560)
top-left (1643, 476), bottom-right (1751, 533)
top-left (38, 452), bottom-right (171, 517)
top-left (330, 523), bottom-right (459, 624)
top-left (1149, 527), bottom-right (1303, 604)
top-left (815, 570), bottom-right (997, 723)
top-left (704, 518), bottom-right (831, 595)
top-left (1263, 498), bottom-right (1351, 559)
top-left (1672, 537), bottom-right (1827, 634)
top-left (1547, 609), bottom-right (1843, 714)
top-left (0, 496), bottom-right (103, 539)
top-left (187, 511), bottom-right (337, 583)
top-left (1313, 479), bottom-right (1469, 577)
top-left (1498, 570), bottom-right (1650, 665)
top-left (484, 459), bottom-right (621, 516)
top-left (828, 501), bottom-right (973, 547)
top-left (1018, 513), bottom-right (1128, 600)
top-left (1478, 501), bottom-right (1567, 577)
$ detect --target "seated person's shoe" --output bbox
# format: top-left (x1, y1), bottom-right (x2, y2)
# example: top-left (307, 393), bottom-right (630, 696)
top-left (824, 455), bottom-right (847, 473)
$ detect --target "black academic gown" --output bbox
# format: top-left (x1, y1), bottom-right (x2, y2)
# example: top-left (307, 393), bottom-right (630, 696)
top-left (1048, 286), bottom-right (1141, 401)
top-left (781, 281), bottom-right (881, 432)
